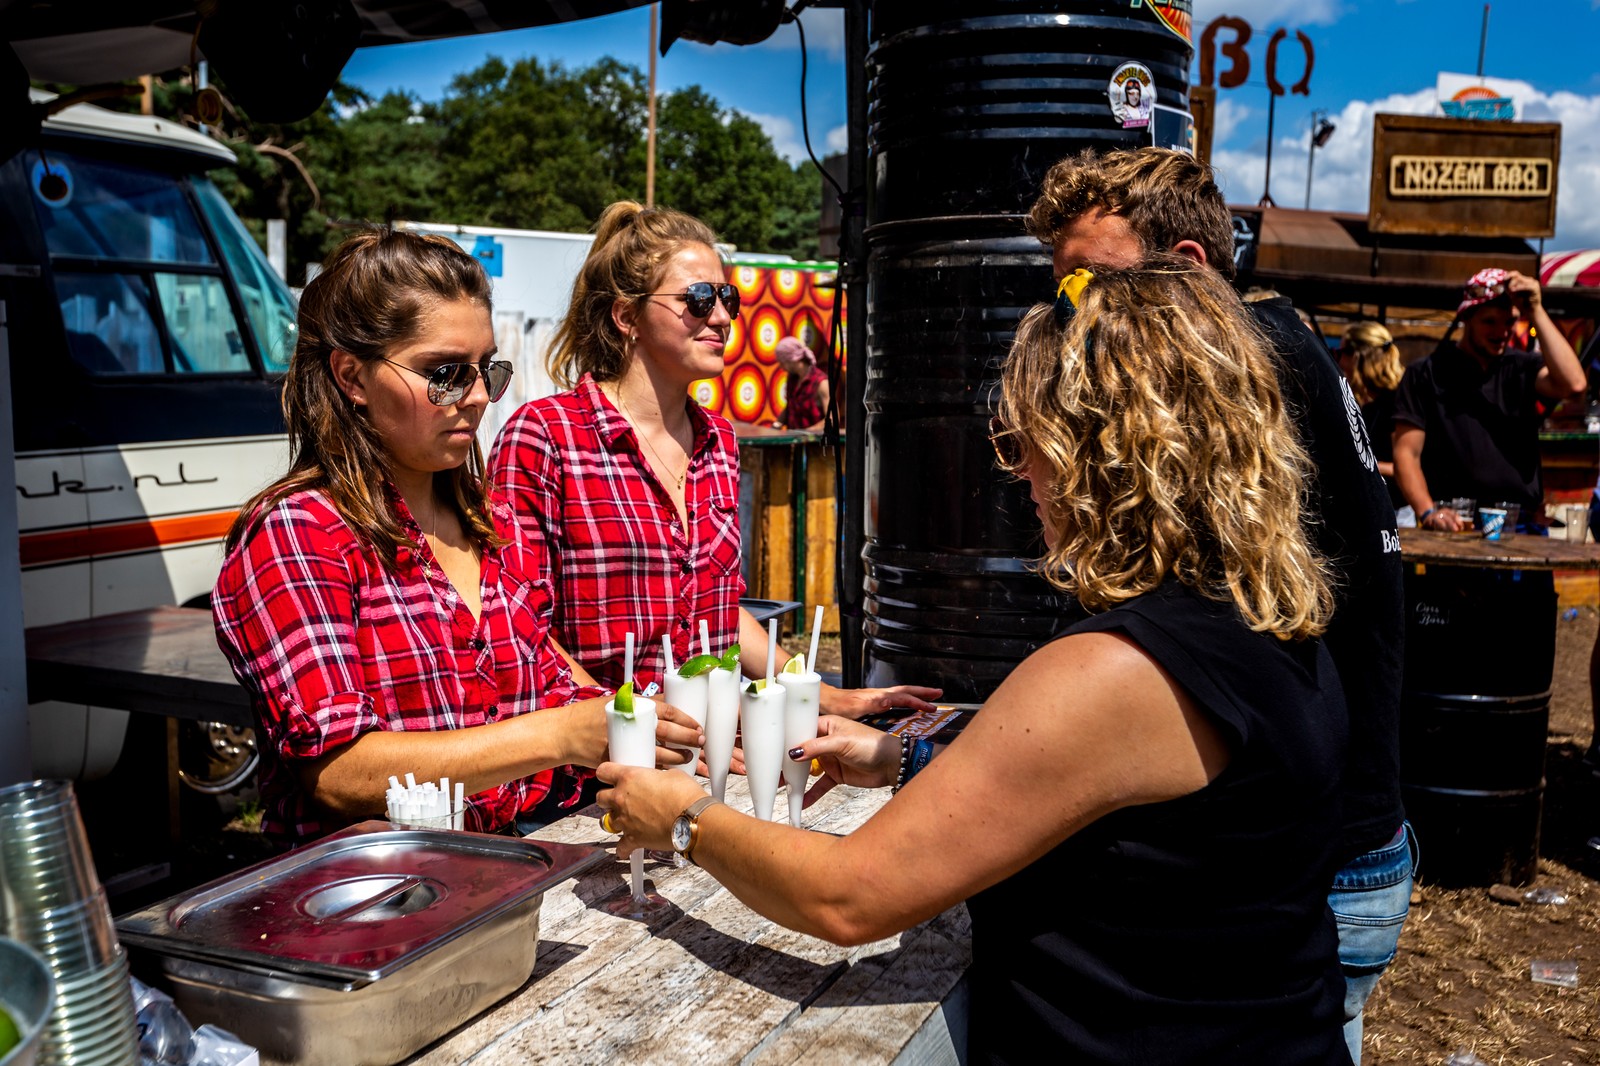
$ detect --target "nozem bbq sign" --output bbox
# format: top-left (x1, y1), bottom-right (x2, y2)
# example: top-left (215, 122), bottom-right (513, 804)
top-left (1369, 114), bottom-right (1560, 238)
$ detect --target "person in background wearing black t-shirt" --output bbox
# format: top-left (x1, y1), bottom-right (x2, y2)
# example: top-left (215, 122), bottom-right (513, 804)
top-left (1024, 147), bottom-right (1406, 1064)
top-left (598, 261), bottom-right (1352, 1064)
top-left (1393, 267), bottom-right (1584, 532)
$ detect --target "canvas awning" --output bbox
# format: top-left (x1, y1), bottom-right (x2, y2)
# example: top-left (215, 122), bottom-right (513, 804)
top-left (1236, 205), bottom-right (1544, 313)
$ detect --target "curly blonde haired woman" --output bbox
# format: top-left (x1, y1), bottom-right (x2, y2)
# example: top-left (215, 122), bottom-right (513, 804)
top-left (594, 258), bottom-right (1351, 1064)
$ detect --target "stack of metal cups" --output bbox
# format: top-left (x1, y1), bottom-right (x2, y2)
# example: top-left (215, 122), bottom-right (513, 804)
top-left (0, 780), bottom-right (139, 1065)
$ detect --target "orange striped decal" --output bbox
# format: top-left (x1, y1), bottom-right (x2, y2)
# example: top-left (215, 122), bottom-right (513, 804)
top-left (20, 511), bottom-right (238, 567)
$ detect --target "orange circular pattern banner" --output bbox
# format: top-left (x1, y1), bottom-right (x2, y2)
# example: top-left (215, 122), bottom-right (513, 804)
top-left (691, 375), bottom-right (724, 412)
top-left (728, 364), bottom-right (767, 423)
top-left (747, 306), bottom-right (785, 365)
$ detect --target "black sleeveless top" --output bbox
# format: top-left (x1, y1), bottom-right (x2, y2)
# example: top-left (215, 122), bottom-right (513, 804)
top-left (966, 581), bottom-right (1350, 1065)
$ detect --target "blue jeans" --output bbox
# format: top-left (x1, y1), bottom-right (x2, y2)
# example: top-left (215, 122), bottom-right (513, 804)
top-left (1329, 824), bottom-right (1415, 1064)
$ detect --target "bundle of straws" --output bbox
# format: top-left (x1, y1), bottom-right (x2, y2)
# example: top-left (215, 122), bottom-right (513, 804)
top-left (386, 773), bottom-right (465, 829)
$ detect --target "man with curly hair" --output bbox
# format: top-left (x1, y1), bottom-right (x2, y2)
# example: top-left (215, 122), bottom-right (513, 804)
top-left (1028, 147), bottom-right (1408, 1065)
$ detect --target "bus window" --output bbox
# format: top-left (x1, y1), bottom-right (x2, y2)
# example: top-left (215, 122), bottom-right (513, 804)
top-left (56, 272), bottom-right (164, 374)
top-left (192, 179), bottom-right (297, 373)
top-left (154, 273), bottom-right (249, 373)
top-left (34, 154), bottom-right (213, 264)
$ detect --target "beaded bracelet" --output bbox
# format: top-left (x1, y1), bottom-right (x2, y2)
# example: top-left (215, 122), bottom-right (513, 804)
top-left (891, 738), bottom-right (937, 794)
top-left (891, 737), bottom-right (912, 793)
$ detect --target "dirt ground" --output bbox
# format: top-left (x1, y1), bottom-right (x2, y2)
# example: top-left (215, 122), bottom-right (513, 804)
top-left (1360, 605), bottom-right (1600, 1066)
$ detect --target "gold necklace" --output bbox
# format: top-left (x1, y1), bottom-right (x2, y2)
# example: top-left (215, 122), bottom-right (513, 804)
top-left (614, 388), bottom-right (689, 491)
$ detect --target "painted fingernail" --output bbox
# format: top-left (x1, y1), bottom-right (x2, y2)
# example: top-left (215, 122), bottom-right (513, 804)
top-left (788, 747), bottom-right (805, 759)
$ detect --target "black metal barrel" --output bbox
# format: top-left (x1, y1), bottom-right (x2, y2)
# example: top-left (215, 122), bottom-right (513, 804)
top-left (1400, 567), bottom-right (1556, 887)
top-left (861, 1), bottom-right (1194, 699)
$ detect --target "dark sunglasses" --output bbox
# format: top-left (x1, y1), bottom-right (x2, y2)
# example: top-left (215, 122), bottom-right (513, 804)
top-left (644, 281), bottom-right (740, 319)
top-left (989, 415), bottom-right (1023, 468)
top-left (1464, 278), bottom-right (1508, 302)
top-left (380, 357), bottom-right (513, 406)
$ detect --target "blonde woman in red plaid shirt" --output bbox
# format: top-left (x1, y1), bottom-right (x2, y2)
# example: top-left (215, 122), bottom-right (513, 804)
top-left (213, 230), bottom-right (703, 841)
top-left (490, 202), bottom-right (940, 716)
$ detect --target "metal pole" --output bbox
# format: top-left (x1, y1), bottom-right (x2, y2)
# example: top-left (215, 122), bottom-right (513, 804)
top-left (1477, 4), bottom-right (1490, 77)
top-left (1304, 110), bottom-right (1319, 210)
top-left (0, 297), bottom-right (33, 785)
top-left (646, 3), bottom-right (658, 207)
top-left (1259, 91), bottom-right (1277, 207)
top-left (839, 0), bottom-right (868, 686)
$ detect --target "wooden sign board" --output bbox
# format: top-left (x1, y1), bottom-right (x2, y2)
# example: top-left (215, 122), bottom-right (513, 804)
top-left (1368, 114), bottom-right (1560, 238)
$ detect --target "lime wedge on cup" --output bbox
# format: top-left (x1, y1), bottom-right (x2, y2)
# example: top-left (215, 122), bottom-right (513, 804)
top-left (613, 681), bottom-right (635, 719)
top-left (745, 678), bottom-right (770, 695)
top-left (719, 643), bottom-right (740, 672)
top-left (783, 653), bottom-right (806, 675)
top-left (678, 653), bottom-right (721, 678)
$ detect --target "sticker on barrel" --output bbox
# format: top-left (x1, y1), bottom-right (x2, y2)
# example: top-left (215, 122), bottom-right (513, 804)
top-left (1108, 63), bottom-right (1156, 130)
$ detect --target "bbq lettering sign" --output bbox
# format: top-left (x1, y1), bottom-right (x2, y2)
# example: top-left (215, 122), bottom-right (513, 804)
top-left (1369, 114), bottom-right (1560, 238)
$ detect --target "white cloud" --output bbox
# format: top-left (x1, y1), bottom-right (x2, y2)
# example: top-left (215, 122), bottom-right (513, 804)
top-left (1209, 84), bottom-right (1600, 250)
top-left (1192, 0), bottom-right (1347, 28)
top-left (1213, 96), bottom-right (1251, 145)
top-left (825, 124), bottom-right (848, 156)
top-left (758, 9), bottom-right (844, 59)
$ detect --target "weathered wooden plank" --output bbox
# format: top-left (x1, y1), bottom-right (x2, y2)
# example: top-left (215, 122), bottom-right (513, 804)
top-left (405, 778), bottom-right (925, 1066)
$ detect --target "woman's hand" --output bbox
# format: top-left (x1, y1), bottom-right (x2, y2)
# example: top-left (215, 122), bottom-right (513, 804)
top-left (820, 682), bottom-right (943, 720)
top-left (792, 715), bottom-right (901, 806)
top-left (596, 762), bottom-right (708, 854)
top-left (652, 701), bottom-right (705, 770)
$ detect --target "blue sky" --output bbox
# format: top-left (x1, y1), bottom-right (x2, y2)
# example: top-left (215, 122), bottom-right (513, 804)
top-left (341, 1), bottom-right (1600, 250)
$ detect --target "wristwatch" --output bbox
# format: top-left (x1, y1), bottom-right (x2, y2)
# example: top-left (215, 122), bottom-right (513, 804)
top-left (671, 796), bottom-right (721, 865)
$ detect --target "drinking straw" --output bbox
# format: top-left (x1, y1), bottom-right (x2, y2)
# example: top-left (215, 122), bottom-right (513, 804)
top-left (454, 781), bottom-right (464, 830)
top-left (631, 851), bottom-right (645, 901)
top-left (699, 618), bottom-right (711, 657)
top-left (624, 631), bottom-right (635, 689)
top-left (807, 605), bottom-right (823, 674)
top-left (662, 634), bottom-right (675, 676)
top-left (766, 618), bottom-right (777, 688)
top-left (404, 772), bottom-right (417, 790)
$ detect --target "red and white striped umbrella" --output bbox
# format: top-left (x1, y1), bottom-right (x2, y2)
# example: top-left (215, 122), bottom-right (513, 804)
top-left (1541, 250), bottom-right (1600, 289)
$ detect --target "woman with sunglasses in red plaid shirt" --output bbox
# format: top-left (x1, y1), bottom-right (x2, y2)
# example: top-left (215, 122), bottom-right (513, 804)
top-left (489, 202), bottom-right (940, 717)
top-left (213, 229), bottom-right (704, 842)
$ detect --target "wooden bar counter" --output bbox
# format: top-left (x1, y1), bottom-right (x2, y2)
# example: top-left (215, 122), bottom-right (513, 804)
top-left (405, 776), bottom-right (971, 1065)
top-left (1398, 526), bottom-right (1600, 571)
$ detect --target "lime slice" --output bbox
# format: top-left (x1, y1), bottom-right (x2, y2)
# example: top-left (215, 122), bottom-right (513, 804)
top-left (783, 653), bottom-right (806, 675)
top-left (0, 1006), bottom-right (19, 1058)
top-left (678, 653), bottom-right (721, 679)
top-left (719, 643), bottom-right (740, 672)
top-left (613, 681), bottom-right (635, 719)
top-left (745, 678), bottom-right (769, 695)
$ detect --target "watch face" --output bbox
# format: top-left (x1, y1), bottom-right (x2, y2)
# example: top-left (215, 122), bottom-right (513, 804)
top-left (671, 815), bottom-right (693, 853)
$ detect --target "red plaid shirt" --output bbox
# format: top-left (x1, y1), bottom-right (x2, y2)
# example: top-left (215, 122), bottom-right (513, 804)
top-left (213, 487), bottom-right (603, 841)
top-left (489, 373), bottom-right (745, 691)
top-left (783, 365), bottom-right (828, 429)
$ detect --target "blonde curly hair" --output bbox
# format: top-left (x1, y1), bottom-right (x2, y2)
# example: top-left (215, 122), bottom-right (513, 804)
top-left (995, 257), bottom-right (1334, 640)
top-left (1341, 320), bottom-right (1403, 407)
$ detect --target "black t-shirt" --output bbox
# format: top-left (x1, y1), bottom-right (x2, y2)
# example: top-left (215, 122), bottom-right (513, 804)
top-left (1392, 341), bottom-right (1546, 515)
top-left (966, 582), bottom-right (1350, 1066)
top-left (1361, 389), bottom-right (1406, 511)
top-left (1249, 299), bottom-right (1405, 860)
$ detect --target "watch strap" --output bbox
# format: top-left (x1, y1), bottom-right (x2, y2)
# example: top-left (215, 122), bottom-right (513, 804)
top-left (681, 796), bottom-right (720, 864)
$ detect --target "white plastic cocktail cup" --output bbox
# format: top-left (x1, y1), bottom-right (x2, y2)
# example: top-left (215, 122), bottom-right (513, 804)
top-left (663, 672), bottom-right (709, 777)
top-left (778, 671), bottom-right (822, 827)
top-left (704, 668), bottom-right (740, 802)
top-left (606, 696), bottom-right (657, 910)
top-left (740, 684), bottom-right (787, 822)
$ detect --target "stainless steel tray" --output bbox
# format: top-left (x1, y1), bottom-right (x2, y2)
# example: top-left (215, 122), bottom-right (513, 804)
top-left (115, 821), bottom-right (605, 1066)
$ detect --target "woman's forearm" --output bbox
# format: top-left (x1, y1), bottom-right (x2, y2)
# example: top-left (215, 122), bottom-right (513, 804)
top-left (299, 698), bottom-right (605, 819)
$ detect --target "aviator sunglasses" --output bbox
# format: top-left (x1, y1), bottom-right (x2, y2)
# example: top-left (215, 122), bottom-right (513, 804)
top-left (989, 415), bottom-right (1023, 469)
top-left (641, 281), bottom-right (741, 319)
top-left (379, 357), bottom-right (514, 406)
